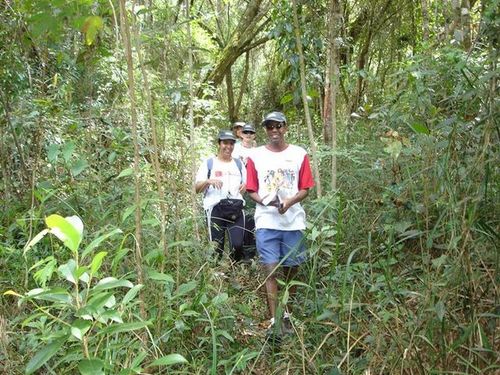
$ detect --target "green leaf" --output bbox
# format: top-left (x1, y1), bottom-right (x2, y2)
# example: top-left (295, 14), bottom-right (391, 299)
top-left (280, 93), bottom-right (293, 104)
top-left (47, 144), bottom-right (60, 162)
top-left (62, 141), bottom-right (75, 162)
top-left (116, 167), bottom-right (133, 179)
top-left (211, 293), bottom-right (228, 305)
top-left (100, 321), bottom-right (151, 335)
top-left (78, 358), bottom-right (104, 375)
top-left (23, 229), bottom-right (49, 255)
top-left (99, 309), bottom-right (123, 323)
top-left (122, 284), bottom-right (144, 306)
top-left (71, 158), bottom-right (88, 177)
top-left (93, 277), bottom-right (133, 292)
top-left (147, 269), bottom-right (174, 283)
top-left (410, 122), bottom-right (430, 135)
top-left (82, 228), bottom-right (122, 260)
top-left (150, 354), bottom-right (188, 366)
top-left (86, 292), bottom-right (115, 311)
top-left (45, 214), bottom-right (83, 252)
top-left (90, 252), bottom-right (108, 276)
top-left (173, 281), bottom-right (197, 299)
top-left (25, 337), bottom-right (66, 374)
top-left (71, 319), bottom-right (92, 341)
top-left (383, 140), bottom-right (402, 159)
top-left (58, 260), bottom-right (77, 284)
top-left (32, 288), bottom-right (71, 304)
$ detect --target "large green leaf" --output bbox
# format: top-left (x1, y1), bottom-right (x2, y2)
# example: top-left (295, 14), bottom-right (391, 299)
top-left (25, 337), bottom-right (66, 374)
top-left (150, 354), bottom-right (188, 366)
top-left (122, 284), bottom-right (144, 306)
top-left (147, 269), bottom-right (174, 283)
top-left (45, 214), bottom-right (83, 252)
top-left (90, 252), bottom-right (108, 276)
top-left (93, 277), bottom-right (133, 292)
top-left (71, 158), bottom-right (89, 177)
top-left (78, 358), bottom-right (104, 375)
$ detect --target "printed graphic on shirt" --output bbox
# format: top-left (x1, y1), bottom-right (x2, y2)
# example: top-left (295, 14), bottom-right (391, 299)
top-left (263, 168), bottom-right (296, 193)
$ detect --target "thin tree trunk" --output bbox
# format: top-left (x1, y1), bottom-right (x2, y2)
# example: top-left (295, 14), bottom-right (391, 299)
top-left (461, 0), bottom-right (472, 50)
top-left (118, 0), bottom-right (146, 320)
top-left (131, 6), bottom-right (168, 259)
top-left (291, 0), bottom-right (322, 198)
top-left (187, 0), bottom-right (200, 244)
top-left (421, 0), bottom-right (429, 42)
top-left (328, 0), bottom-right (341, 191)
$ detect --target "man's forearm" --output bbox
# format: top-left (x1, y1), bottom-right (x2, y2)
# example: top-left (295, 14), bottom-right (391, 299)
top-left (248, 191), bottom-right (263, 205)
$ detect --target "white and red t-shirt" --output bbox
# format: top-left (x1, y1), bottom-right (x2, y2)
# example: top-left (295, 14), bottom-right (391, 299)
top-left (246, 145), bottom-right (314, 230)
top-left (196, 157), bottom-right (245, 210)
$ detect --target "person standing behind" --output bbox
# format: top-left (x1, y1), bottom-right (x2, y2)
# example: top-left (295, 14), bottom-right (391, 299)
top-left (233, 123), bottom-right (257, 165)
top-left (246, 111), bottom-right (314, 336)
top-left (195, 130), bottom-right (247, 262)
top-left (232, 121), bottom-right (245, 142)
top-left (233, 123), bottom-right (258, 261)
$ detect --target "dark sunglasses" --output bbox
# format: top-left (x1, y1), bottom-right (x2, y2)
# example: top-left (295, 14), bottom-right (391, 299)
top-left (242, 131), bottom-right (255, 134)
top-left (265, 122), bottom-right (285, 130)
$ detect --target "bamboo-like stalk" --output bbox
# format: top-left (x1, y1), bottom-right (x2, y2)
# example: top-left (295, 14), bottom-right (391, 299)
top-left (187, 0), bottom-right (200, 245)
top-left (130, 5), bottom-right (168, 259)
top-left (291, 0), bottom-right (322, 197)
top-left (118, 0), bottom-right (146, 320)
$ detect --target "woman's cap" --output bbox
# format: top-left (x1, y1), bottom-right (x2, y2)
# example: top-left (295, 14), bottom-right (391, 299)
top-left (218, 130), bottom-right (237, 141)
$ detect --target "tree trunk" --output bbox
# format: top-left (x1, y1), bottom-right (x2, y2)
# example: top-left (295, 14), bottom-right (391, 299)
top-left (187, 0), bottom-right (200, 244)
top-left (327, 0), bottom-right (341, 191)
top-left (291, 0), bottom-right (322, 198)
top-left (421, 0), bottom-right (430, 42)
top-left (118, 0), bottom-right (146, 320)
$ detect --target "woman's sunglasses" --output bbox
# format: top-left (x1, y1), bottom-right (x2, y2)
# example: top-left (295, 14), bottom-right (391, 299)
top-left (265, 122), bottom-right (285, 130)
top-left (242, 131), bottom-right (255, 135)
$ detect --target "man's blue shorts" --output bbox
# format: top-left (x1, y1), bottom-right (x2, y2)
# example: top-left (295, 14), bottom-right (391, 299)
top-left (255, 229), bottom-right (306, 266)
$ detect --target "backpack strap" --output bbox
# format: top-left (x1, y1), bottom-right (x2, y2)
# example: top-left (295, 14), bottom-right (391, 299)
top-left (233, 157), bottom-right (243, 183)
top-left (207, 157), bottom-right (214, 179)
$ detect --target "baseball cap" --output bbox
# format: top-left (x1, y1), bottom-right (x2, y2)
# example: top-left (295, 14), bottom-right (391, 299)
top-left (261, 111), bottom-right (287, 126)
top-left (242, 124), bottom-right (255, 133)
top-left (232, 121), bottom-right (245, 129)
top-left (217, 130), bottom-right (237, 141)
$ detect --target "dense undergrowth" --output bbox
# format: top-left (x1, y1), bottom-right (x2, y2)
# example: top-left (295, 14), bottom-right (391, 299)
top-left (1, 1), bottom-right (499, 374)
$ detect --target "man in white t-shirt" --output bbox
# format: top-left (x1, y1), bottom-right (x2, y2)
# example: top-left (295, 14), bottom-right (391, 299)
top-left (246, 111), bottom-right (314, 339)
top-left (233, 123), bottom-right (257, 165)
top-left (195, 130), bottom-right (247, 261)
